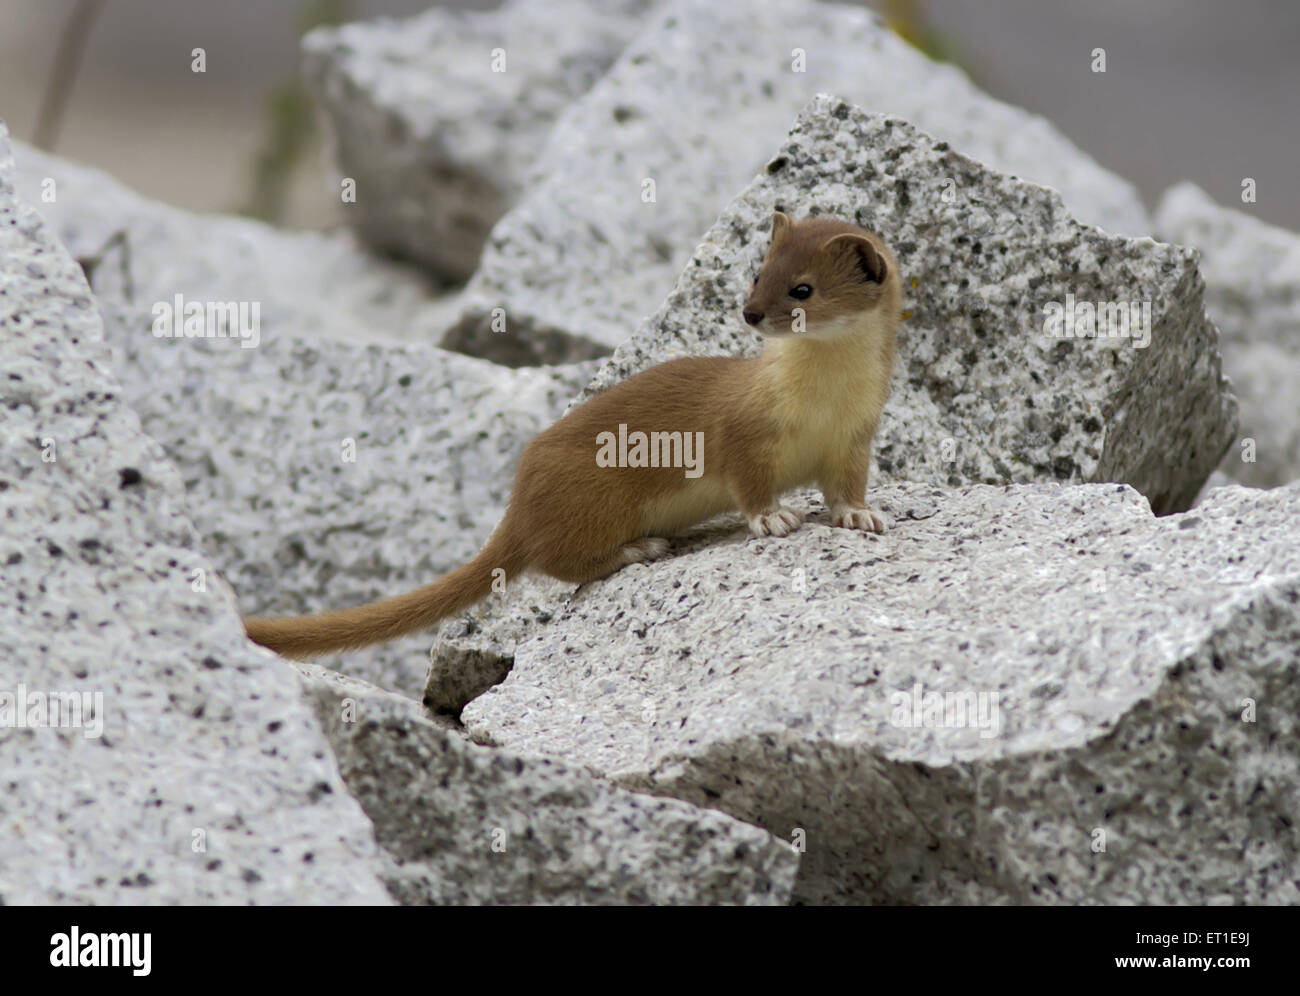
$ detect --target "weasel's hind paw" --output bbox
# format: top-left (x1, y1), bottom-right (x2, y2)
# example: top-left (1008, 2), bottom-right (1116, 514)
top-left (748, 507), bottom-right (803, 538)
top-left (620, 536), bottom-right (671, 564)
top-left (832, 505), bottom-right (888, 534)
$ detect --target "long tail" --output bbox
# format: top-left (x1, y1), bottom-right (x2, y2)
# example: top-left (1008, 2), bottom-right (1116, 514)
top-left (243, 524), bottom-right (528, 659)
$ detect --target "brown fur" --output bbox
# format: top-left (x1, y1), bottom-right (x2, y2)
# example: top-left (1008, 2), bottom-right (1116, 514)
top-left (244, 213), bottom-right (902, 658)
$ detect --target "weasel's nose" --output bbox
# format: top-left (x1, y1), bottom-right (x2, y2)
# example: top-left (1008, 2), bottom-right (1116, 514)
top-left (742, 309), bottom-right (764, 327)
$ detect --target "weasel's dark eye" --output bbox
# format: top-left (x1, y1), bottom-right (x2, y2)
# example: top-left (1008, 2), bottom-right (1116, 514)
top-left (753, 272), bottom-right (761, 285)
top-left (789, 284), bottom-right (813, 300)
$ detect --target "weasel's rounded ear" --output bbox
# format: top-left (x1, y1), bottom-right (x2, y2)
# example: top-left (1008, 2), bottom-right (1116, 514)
top-left (823, 233), bottom-right (888, 284)
top-left (771, 211), bottom-right (793, 242)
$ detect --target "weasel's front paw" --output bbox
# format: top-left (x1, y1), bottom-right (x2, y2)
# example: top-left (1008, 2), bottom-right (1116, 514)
top-left (620, 536), bottom-right (671, 564)
top-left (748, 507), bottom-right (803, 538)
top-left (832, 505), bottom-right (888, 533)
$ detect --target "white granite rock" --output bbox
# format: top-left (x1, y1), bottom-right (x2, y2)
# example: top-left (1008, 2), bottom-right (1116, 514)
top-left (1156, 182), bottom-right (1300, 488)
top-left (296, 663), bottom-right (798, 905)
top-left (428, 96), bottom-right (1235, 712)
top-left (10, 142), bottom-right (457, 347)
top-left (576, 96), bottom-right (1233, 516)
top-left (425, 572), bottom-right (572, 714)
top-left (445, 0), bottom-right (1150, 364)
top-left (461, 481), bottom-right (1300, 904)
top-left (302, 0), bottom-right (654, 281)
top-left (0, 128), bottom-right (391, 906)
top-left (12, 140), bottom-right (596, 696)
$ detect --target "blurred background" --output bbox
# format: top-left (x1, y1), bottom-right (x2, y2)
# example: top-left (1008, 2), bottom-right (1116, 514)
top-left (0, 0), bottom-right (1296, 230)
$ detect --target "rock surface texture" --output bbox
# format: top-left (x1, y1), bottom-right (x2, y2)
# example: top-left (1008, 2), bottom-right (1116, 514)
top-left (462, 481), bottom-right (1300, 904)
top-left (429, 96), bottom-right (1238, 712)
top-left (296, 663), bottom-right (799, 905)
top-left (302, 0), bottom-right (654, 282)
top-left (4, 0), bottom-right (1291, 907)
top-left (11, 143), bottom-right (457, 348)
top-left (12, 140), bottom-right (594, 696)
top-left (445, 0), bottom-right (1150, 365)
top-left (0, 129), bottom-right (391, 905)
top-left (1156, 182), bottom-right (1300, 488)
top-left (578, 96), bottom-right (1233, 514)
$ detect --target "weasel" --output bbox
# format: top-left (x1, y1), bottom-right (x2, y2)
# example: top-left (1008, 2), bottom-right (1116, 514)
top-left (244, 212), bottom-right (901, 658)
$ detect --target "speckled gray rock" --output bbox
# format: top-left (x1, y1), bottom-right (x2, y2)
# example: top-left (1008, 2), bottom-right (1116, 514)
top-left (461, 481), bottom-right (1300, 904)
top-left (12, 140), bottom-right (596, 696)
top-left (424, 572), bottom-right (572, 715)
top-left (109, 318), bottom-right (591, 697)
top-left (445, 0), bottom-right (1149, 365)
top-left (0, 128), bottom-right (391, 906)
top-left (1156, 182), bottom-right (1300, 488)
top-left (10, 141), bottom-right (458, 347)
top-left (575, 96), bottom-right (1234, 515)
top-left (302, 0), bottom-right (653, 282)
top-left (428, 96), bottom-right (1235, 707)
top-left (295, 663), bottom-right (798, 904)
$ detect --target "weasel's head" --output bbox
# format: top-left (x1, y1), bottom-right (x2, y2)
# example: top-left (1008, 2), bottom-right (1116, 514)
top-left (741, 211), bottom-right (901, 341)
